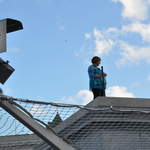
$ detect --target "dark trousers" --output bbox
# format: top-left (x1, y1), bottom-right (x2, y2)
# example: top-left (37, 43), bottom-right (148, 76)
top-left (92, 88), bottom-right (106, 99)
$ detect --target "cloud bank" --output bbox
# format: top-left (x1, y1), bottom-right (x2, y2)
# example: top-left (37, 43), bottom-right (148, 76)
top-left (106, 86), bottom-right (135, 97)
top-left (112, 0), bottom-right (149, 21)
top-left (60, 86), bottom-right (134, 105)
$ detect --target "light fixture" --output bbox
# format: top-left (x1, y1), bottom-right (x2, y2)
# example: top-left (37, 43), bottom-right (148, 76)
top-left (0, 18), bottom-right (23, 84)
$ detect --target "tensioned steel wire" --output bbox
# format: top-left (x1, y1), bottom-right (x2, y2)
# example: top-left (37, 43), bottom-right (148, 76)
top-left (1, 95), bottom-right (150, 149)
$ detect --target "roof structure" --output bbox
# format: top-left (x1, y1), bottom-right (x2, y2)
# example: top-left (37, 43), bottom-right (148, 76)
top-left (0, 134), bottom-right (42, 150)
top-left (1, 96), bottom-right (150, 150)
top-left (36, 96), bottom-right (150, 150)
top-left (48, 112), bottom-right (63, 128)
top-left (0, 97), bottom-right (76, 150)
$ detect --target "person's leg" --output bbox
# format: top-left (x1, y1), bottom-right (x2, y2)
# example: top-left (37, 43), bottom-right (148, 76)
top-left (92, 89), bottom-right (106, 99)
top-left (103, 89), bottom-right (106, 96)
top-left (100, 89), bottom-right (106, 96)
top-left (92, 88), bottom-right (101, 99)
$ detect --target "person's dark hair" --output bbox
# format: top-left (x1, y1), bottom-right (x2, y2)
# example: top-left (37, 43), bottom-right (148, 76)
top-left (91, 56), bottom-right (101, 64)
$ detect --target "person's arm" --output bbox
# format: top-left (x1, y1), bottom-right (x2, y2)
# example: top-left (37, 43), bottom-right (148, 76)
top-left (88, 69), bottom-right (107, 78)
top-left (95, 73), bottom-right (107, 78)
top-left (88, 66), bottom-right (107, 78)
top-left (88, 67), bottom-right (97, 78)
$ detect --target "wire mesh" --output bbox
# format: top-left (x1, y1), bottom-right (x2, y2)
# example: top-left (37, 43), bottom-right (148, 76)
top-left (0, 97), bottom-right (80, 136)
top-left (0, 96), bottom-right (79, 150)
top-left (58, 110), bottom-right (150, 150)
top-left (1, 95), bottom-right (150, 150)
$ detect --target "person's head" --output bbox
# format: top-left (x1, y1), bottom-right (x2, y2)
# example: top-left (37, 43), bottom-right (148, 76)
top-left (91, 56), bottom-right (101, 66)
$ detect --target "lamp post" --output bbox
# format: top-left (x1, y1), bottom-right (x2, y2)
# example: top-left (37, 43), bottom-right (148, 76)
top-left (0, 18), bottom-right (23, 84)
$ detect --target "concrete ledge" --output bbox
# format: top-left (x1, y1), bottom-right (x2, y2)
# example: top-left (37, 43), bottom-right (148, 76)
top-left (90, 97), bottom-right (150, 108)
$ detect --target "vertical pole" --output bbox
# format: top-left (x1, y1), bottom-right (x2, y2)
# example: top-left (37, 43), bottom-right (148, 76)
top-left (0, 20), bottom-right (6, 53)
top-left (101, 66), bottom-right (105, 96)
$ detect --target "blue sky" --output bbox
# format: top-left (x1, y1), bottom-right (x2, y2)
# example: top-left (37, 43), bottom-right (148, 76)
top-left (0, 0), bottom-right (150, 104)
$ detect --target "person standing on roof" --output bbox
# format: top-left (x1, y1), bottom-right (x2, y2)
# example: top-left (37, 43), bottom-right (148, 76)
top-left (88, 56), bottom-right (107, 99)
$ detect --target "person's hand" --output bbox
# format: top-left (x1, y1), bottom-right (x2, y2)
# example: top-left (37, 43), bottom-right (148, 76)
top-left (104, 73), bottom-right (107, 77)
top-left (95, 73), bottom-right (107, 77)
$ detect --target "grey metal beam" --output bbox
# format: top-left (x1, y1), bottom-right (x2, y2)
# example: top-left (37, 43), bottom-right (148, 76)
top-left (0, 99), bottom-right (77, 150)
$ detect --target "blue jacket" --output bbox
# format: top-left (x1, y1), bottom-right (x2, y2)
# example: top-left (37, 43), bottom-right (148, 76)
top-left (88, 65), bottom-right (106, 90)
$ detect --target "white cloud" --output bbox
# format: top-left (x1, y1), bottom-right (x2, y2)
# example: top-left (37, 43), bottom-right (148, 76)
top-left (93, 29), bottom-right (114, 56)
top-left (76, 90), bottom-right (93, 104)
top-left (89, 27), bottom-right (150, 65)
top-left (90, 22), bottom-right (150, 46)
top-left (60, 87), bottom-right (135, 105)
top-left (122, 22), bottom-right (150, 42)
top-left (94, 38), bottom-right (113, 56)
top-left (106, 86), bottom-right (135, 97)
top-left (83, 29), bottom-right (114, 56)
top-left (82, 22), bottom-right (150, 65)
top-left (78, 28), bottom-right (115, 58)
top-left (117, 41), bottom-right (150, 65)
top-left (106, 23), bottom-right (150, 65)
top-left (61, 90), bottom-right (93, 105)
top-left (106, 27), bottom-right (122, 37)
top-left (112, 0), bottom-right (149, 21)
